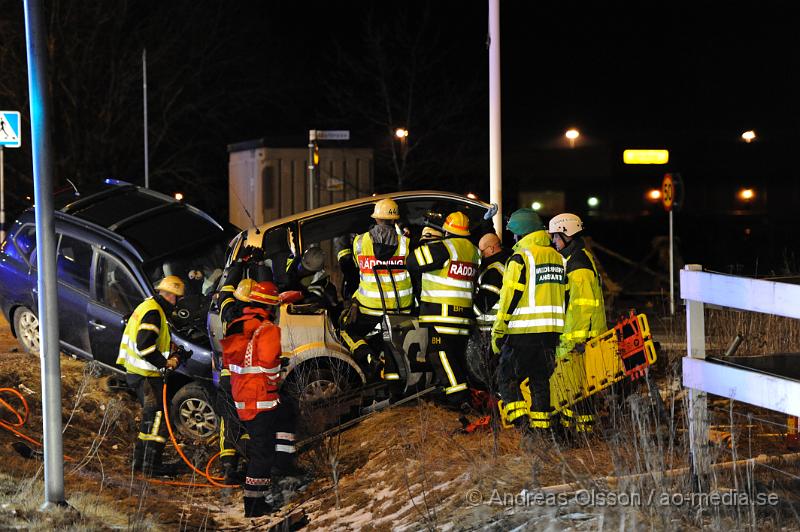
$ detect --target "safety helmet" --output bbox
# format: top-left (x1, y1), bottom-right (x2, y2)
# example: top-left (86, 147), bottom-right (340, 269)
top-left (443, 211), bottom-right (470, 236)
top-left (234, 278), bottom-right (256, 302)
top-left (300, 246), bottom-right (325, 272)
top-left (249, 281), bottom-right (280, 306)
top-left (420, 226), bottom-right (443, 240)
top-left (548, 213), bottom-right (583, 237)
top-left (506, 208), bottom-right (545, 236)
top-left (156, 275), bottom-right (185, 297)
top-left (371, 198), bottom-right (400, 220)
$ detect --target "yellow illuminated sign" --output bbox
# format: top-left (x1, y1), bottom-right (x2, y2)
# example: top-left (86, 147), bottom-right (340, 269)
top-left (623, 149), bottom-right (669, 165)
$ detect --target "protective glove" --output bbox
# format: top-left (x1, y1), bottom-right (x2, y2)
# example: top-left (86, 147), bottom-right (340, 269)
top-left (339, 300), bottom-right (359, 328)
top-left (165, 356), bottom-right (181, 370)
top-left (491, 334), bottom-right (505, 355)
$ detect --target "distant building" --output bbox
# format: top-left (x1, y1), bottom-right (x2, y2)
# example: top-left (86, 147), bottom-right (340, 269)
top-left (227, 137), bottom-right (374, 229)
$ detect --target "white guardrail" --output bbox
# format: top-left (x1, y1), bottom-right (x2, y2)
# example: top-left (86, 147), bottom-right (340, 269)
top-left (681, 264), bottom-right (800, 481)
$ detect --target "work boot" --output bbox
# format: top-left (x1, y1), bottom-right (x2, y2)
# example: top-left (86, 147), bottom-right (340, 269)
top-left (131, 441), bottom-right (146, 472)
top-left (243, 495), bottom-right (274, 518)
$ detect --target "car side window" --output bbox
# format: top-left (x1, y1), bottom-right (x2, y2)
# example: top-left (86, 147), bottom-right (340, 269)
top-left (56, 234), bottom-right (93, 292)
top-left (96, 254), bottom-right (144, 315)
top-left (13, 224), bottom-right (37, 263)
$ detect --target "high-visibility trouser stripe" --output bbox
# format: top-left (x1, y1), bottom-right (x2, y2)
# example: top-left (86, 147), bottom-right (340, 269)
top-left (571, 298), bottom-right (600, 307)
top-left (419, 315), bottom-right (472, 325)
top-left (433, 325), bottom-right (470, 336)
top-left (340, 331), bottom-right (368, 352)
top-left (245, 476), bottom-right (270, 486)
top-left (337, 249), bottom-right (352, 260)
top-left (275, 432), bottom-right (295, 441)
top-left (445, 383), bottom-right (468, 395)
top-left (138, 323), bottom-right (160, 334)
top-left (421, 273), bottom-right (474, 289)
top-left (137, 432), bottom-right (167, 443)
top-left (235, 400), bottom-right (279, 409)
top-left (382, 372), bottom-right (401, 380)
top-left (220, 418), bottom-right (227, 453)
top-left (359, 306), bottom-right (412, 316)
top-left (138, 411), bottom-right (167, 443)
top-left (562, 330), bottom-right (600, 341)
top-left (421, 289), bottom-right (474, 300)
top-left (438, 351), bottom-right (464, 390)
top-left (275, 444), bottom-right (296, 454)
top-left (220, 449), bottom-right (237, 457)
top-left (220, 298), bottom-right (234, 315)
top-left (508, 318), bottom-right (564, 329)
top-left (228, 363), bottom-right (282, 375)
top-left (358, 287), bottom-right (414, 299)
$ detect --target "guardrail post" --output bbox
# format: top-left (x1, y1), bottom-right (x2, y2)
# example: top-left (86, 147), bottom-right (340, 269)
top-left (683, 263), bottom-right (710, 490)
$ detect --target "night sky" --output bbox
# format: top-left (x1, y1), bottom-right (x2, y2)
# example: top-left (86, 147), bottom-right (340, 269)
top-left (1, 1), bottom-right (798, 273)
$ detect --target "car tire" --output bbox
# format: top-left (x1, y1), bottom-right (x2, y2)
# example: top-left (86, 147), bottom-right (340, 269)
top-left (170, 382), bottom-right (218, 441)
top-left (13, 306), bottom-right (40, 355)
top-left (285, 366), bottom-right (352, 405)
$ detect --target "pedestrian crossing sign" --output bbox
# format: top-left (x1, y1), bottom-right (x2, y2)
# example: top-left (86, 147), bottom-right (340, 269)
top-left (0, 111), bottom-right (21, 148)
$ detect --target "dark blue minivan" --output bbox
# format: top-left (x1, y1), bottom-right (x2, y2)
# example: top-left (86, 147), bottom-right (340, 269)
top-left (0, 181), bottom-right (235, 439)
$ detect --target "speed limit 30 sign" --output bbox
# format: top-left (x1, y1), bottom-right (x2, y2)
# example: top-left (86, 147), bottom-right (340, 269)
top-left (662, 174), bottom-right (674, 211)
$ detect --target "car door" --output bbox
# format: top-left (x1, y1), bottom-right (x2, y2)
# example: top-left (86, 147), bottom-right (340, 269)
top-left (55, 233), bottom-right (94, 357)
top-left (88, 251), bottom-right (146, 368)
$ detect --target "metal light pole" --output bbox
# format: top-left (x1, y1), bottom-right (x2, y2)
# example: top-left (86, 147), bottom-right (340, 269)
top-left (1, 146), bottom-right (5, 243)
top-left (143, 49), bottom-right (149, 189)
top-left (23, 0), bottom-right (66, 508)
top-left (307, 130), bottom-right (317, 210)
top-left (488, 0), bottom-right (503, 237)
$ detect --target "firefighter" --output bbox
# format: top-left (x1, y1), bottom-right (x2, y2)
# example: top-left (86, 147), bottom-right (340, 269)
top-left (473, 232), bottom-right (511, 333)
top-left (411, 226), bottom-right (444, 302)
top-left (548, 213), bottom-right (607, 434)
top-left (333, 233), bottom-right (359, 300)
top-left (286, 246), bottom-right (340, 313)
top-left (407, 211), bottom-right (479, 407)
top-left (340, 198), bottom-right (413, 381)
top-left (221, 281), bottom-right (302, 517)
top-left (214, 278), bottom-right (257, 485)
top-left (491, 209), bottom-right (567, 432)
top-left (117, 275), bottom-right (187, 477)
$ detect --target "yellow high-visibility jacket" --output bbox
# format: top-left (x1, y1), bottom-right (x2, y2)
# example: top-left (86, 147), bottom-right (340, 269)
top-left (353, 231), bottom-right (413, 315)
top-left (557, 239), bottom-right (607, 356)
top-left (492, 230), bottom-right (566, 339)
top-left (116, 298), bottom-right (171, 377)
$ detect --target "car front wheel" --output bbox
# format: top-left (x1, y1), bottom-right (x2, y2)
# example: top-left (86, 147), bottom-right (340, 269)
top-left (170, 382), bottom-right (218, 441)
top-left (13, 306), bottom-right (40, 355)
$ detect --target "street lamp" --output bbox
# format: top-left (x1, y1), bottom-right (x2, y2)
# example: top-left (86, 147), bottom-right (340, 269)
top-left (565, 128), bottom-right (580, 148)
top-left (174, 192), bottom-right (184, 201)
top-left (395, 128), bottom-right (408, 139)
top-left (531, 201), bottom-right (542, 211)
top-left (587, 196), bottom-right (599, 207)
top-left (741, 130), bottom-right (756, 143)
top-left (646, 189), bottom-right (662, 202)
top-left (738, 188), bottom-right (755, 201)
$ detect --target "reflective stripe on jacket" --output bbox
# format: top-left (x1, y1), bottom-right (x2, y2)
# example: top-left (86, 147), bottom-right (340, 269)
top-left (492, 230), bottom-right (567, 336)
top-left (222, 317), bottom-right (282, 421)
top-left (419, 237), bottom-right (479, 308)
top-left (474, 259), bottom-right (506, 330)
top-left (116, 298), bottom-right (170, 377)
top-left (353, 231), bottom-right (413, 315)
top-left (558, 243), bottom-right (607, 355)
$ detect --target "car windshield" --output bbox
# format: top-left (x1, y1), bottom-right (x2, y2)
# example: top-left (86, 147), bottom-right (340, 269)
top-left (144, 238), bottom-right (228, 298)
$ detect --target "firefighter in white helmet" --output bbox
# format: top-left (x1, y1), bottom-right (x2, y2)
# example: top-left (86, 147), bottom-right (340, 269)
top-left (407, 211), bottom-right (480, 408)
top-left (340, 198), bottom-right (413, 381)
top-left (548, 212), bottom-right (607, 434)
top-left (117, 275), bottom-right (187, 476)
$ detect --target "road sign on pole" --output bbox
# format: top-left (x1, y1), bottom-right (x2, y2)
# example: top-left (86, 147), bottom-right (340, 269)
top-left (0, 111), bottom-right (21, 148)
top-left (314, 129), bottom-right (350, 141)
top-left (662, 172), bottom-right (684, 316)
top-left (307, 130), bottom-right (351, 210)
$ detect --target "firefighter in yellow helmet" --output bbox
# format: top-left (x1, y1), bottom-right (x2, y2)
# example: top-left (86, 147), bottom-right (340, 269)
top-left (116, 275), bottom-right (187, 476)
top-left (548, 212), bottom-right (606, 434)
top-left (407, 211), bottom-right (479, 408)
top-left (340, 198), bottom-right (413, 381)
top-left (491, 209), bottom-right (567, 432)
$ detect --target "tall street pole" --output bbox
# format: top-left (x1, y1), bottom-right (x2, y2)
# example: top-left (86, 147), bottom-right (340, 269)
top-left (1, 146), bottom-right (5, 243)
top-left (23, 0), bottom-right (66, 508)
top-left (143, 49), bottom-right (149, 189)
top-left (488, 0), bottom-right (503, 237)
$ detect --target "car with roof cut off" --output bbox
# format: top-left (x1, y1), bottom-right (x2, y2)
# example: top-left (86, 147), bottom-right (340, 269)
top-left (0, 180), bottom-right (236, 440)
top-left (208, 191), bottom-right (493, 410)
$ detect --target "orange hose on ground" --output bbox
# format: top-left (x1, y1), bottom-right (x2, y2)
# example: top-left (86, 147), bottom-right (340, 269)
top-left (0, 387), bottom-right (74, 461)
top-left (158, 376), bottom-right (238, 489)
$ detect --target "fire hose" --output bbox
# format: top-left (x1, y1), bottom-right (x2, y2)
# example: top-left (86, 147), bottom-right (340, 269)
top-left (0, 387), bottom-right (74, 461)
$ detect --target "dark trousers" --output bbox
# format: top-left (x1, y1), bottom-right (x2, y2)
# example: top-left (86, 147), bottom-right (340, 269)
top-left (497, 333), bottom-right (559, 426)
top-left (424, 326), bottom-right (470, 405)
top-left (341, 312), bottom-right (382, 364)
top-left (127, 374), bottom-right (168, 464)
top-left (242, 402), bottom-right (297, 501)
top-left (217, 374), bottom-right (248, 468)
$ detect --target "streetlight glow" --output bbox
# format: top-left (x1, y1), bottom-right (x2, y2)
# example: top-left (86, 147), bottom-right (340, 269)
top-left (531, 201), bottom-right (542, 211)
top-left (466, 192), bottom-right (477, 199)
top-left (738, 188), bottom-right (755, 201)
top-left (565, 128), bottom-right (580, 148)
top-left (395, 128), bottom-right (408, 139)
top-left (741, 130), bottom-right (756, 143)
top-left (647, 189), bottom-right (662, 201)
top-left (587, 196), bottom-right (599, 207)
top-left (174, 192), bottom-right (184, 201)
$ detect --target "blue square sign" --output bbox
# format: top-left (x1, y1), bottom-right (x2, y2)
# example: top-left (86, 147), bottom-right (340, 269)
top-left (0, 111), bottom-right (21, 148)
